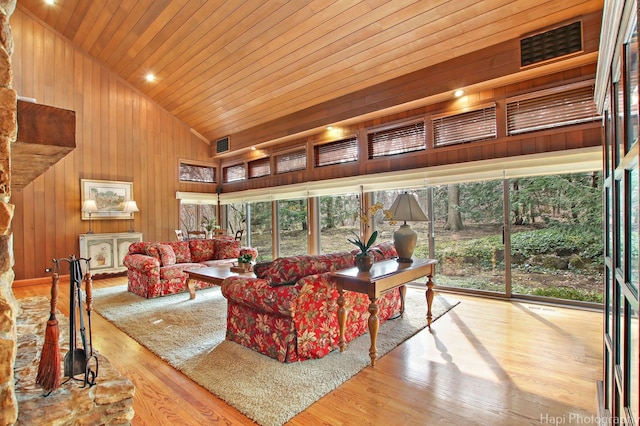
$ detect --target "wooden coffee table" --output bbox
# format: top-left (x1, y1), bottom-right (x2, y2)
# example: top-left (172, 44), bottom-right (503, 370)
top-left (185, 265), bottom-right (255, 299)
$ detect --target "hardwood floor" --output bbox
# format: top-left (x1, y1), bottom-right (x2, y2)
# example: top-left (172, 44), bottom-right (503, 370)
top-left (13, 277), bottom-right (603, 426)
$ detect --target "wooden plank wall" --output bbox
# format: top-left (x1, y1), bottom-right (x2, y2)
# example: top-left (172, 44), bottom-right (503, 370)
top-left (10, 9), bottom-right (213, 280)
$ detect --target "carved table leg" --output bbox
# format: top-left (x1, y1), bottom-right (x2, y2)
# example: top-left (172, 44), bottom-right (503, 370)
top-left (368, 297), bottom-right (379, 366)
top-left (399, 284), bottom-right (406, 317)
top-left (426, 274), bottom-right (434, 326)
top-left (187, 278), bottom-right (196, 300)
top-left (338, 287), bottom-right (346, 352)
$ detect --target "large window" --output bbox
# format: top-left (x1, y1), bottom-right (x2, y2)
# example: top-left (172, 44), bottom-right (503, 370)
top-left (247, 201), bottom-right (272, 261)
top-left (509, 174), bottom-right (603, 303)
top-left (179, 203), bottom-right (216, 235)
top-left (319, 194), bottom-right (359, 254)
top-left (278, 199), bottom-right (308, 257)
top-left (430, 181), bottom-right (506, 294)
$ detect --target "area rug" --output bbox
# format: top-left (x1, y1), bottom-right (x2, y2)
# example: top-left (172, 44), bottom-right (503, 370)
top-left (92, 285), bottom-right (458, 426)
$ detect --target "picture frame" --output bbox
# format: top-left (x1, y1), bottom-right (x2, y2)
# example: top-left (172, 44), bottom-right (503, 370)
top-left (81, 179), bottom-right (133, 220)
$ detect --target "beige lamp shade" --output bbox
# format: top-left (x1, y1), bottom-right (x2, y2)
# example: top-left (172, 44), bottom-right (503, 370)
top-left (388, 192), bottom-right (429, 263)
top-left (123, 200), bottom-right (139, 213)
top-left (81, 199), bottom-right (98, 213)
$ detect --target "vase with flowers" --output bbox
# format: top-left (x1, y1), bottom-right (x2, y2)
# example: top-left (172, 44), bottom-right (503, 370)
top-left (348, 201), bottom-right (396, 272)
top-left (201, 215), bottom-right (218, 239)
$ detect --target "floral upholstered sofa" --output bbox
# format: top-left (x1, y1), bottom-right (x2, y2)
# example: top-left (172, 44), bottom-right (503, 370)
top-left (220, 241), bottom-right (401, 362)
top-left (123, 238), bottom-right (258, 298)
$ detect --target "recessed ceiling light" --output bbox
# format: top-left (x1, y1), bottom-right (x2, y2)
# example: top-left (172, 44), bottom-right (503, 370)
top-left (327, 126), bottom-right (333, 130)
top-left (145, 73), bottom-right (155, 82)
top-left (454, 89), bottom-right (464, 98)
top-left (44, 0), bottom-right (55, 5)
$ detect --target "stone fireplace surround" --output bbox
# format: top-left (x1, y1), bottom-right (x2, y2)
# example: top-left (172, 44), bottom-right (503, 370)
top-left (0, 2), bottom-right (134, 424)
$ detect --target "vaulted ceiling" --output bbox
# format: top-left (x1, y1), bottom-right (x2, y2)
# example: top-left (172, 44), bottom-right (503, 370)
top-left (17, 0), bottom-right (604, 148)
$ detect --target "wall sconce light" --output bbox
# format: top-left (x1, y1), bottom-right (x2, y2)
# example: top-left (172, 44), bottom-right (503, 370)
top-left (81, 199), bottom-right (98, 234)
top-left (123, 200), bottom-right (140, 232)
top-left (387, 192), bottom-right (429, 263)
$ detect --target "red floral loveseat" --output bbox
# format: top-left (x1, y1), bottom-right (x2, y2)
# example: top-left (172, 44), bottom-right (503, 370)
top-left (220, 241), bottom-right (401, 362)
top-left (123, 238), bottom-right (258, 298)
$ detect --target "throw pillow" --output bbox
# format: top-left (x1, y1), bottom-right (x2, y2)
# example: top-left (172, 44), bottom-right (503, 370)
top-left (154, 244), bottom-right (176, 266)
top-left (144, 245), bottom-right (161, 261)
top-left (215, 240), bottom-right (241, 259)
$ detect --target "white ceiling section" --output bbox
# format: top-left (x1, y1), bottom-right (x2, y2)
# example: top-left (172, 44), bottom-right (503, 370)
top-left (215, 147), bottom-right (602, 205)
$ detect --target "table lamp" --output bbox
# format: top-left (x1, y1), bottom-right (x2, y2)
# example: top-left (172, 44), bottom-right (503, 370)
top-left (388, 192), bottom-right (429, 263)
top-left (81, 199), bottom-right (98, 234)
top-left (123, 200), bottom-right (139, 232)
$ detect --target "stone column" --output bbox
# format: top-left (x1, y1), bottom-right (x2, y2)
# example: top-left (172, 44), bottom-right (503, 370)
top-left (0, 1), bottom-right (19, 425)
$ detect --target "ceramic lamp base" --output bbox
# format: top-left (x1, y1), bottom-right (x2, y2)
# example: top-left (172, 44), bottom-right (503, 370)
top-left (393, 223), bottom-right (417, 263)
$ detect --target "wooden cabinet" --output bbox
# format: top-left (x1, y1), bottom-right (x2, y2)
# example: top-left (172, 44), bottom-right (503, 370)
top-left (79, 232), bottom-right (143, 274)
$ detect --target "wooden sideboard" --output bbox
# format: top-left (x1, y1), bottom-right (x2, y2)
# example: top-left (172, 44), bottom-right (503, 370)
top-left (79, 232), bottom-right (143, 275)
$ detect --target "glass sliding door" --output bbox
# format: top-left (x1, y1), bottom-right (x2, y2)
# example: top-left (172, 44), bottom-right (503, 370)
top-left (431, 180), bottom-right (506, 294)
top-left (278, 199), bottom-right (308, 257)
top-left (509, 173), bottom-right (603, 303)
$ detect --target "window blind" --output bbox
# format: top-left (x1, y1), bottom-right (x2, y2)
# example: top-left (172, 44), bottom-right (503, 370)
top-left (432, 105), bottom-right (497, 147)
top-left (275, 149), bottom-right (306, 174)
top-left (223, 164), bottom-right (245, 183)
top-left (248, 157), bottom-right (270, 178)
top-left (368, 121), bottom-right (426, 159)
top-left (507, 85), bottom-right (600, 135)
top-left (315, 136), bottom-right (358, 167)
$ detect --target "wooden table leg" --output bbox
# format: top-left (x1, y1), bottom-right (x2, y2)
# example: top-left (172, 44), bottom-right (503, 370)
top-left (338, 287), bottom-right (346, 352)
top-left (187, 278), bottom-right (196, 300)
top-left (399, 284), bottom-right (406, 317)
top-left (368, 297), bottom-right (379, 366)
top-left (426, 274), bottom-right (434, 326)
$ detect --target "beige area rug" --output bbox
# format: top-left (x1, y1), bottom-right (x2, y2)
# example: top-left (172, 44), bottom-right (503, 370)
top-left (92, 285), bottom-right (458, 426)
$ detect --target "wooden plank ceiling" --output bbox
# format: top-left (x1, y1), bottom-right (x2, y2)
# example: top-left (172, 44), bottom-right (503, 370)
top-left (17, 0), bottom-right (604, 147)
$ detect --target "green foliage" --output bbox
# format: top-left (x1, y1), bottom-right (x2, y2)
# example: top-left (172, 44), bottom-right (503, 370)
top-left (237, 253), bottom-right (254, 263)
top-left (510, 224), bottom-right (602, 261)
top-left (519, 286), bottom-right (603, 303)
top-left (347, 230), bottom-right (378, 257)
top-left (427, 223), bottom-right (602, 270)
top-left (278, 200), bottom-right (308, 231)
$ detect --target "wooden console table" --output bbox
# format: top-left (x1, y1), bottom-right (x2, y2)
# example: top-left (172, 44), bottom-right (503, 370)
top-left (330, 258), bottom-right (437, 366)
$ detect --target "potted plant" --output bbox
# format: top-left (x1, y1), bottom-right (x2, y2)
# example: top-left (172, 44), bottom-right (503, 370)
top-left (348, 230), bottom-right (378, 272)
top-left (237, 253), bottom-right (254, 272)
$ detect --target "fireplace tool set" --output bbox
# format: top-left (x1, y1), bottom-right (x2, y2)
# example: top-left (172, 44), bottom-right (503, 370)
top-left (36, 255), bottom-right (98, 394)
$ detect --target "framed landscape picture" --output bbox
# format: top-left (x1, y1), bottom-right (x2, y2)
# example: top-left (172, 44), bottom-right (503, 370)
top-left (81, 179), bottom-right (132, 220)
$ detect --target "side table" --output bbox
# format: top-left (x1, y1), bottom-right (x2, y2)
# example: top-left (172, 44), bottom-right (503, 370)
top-left (330, 258), bottom-right (437, 366)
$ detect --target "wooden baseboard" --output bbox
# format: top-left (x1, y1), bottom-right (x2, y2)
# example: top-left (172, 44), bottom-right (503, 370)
top-left (13, 275), bottom-right (70, 287)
